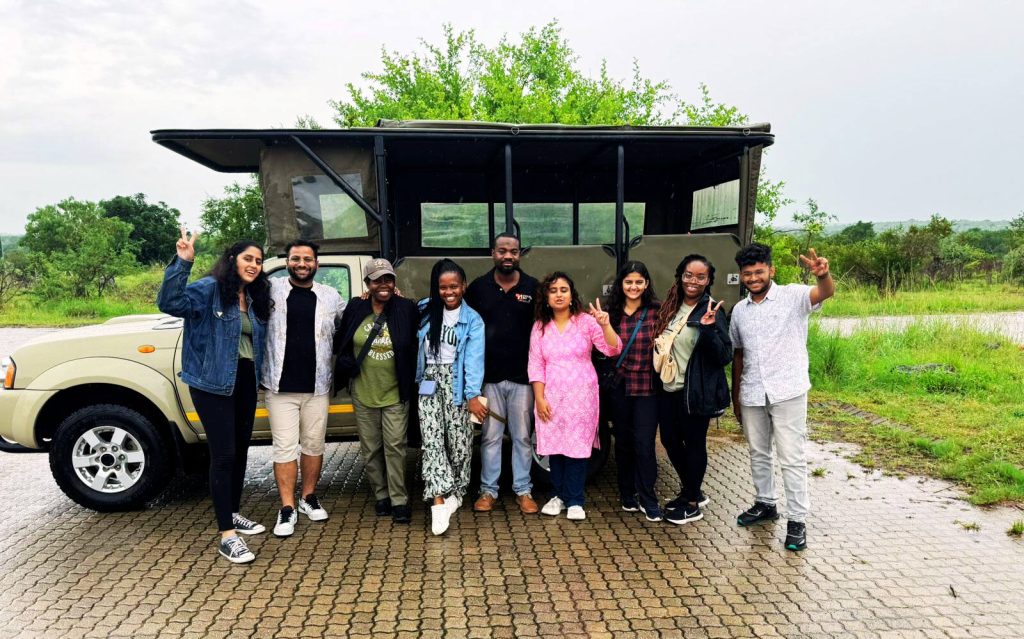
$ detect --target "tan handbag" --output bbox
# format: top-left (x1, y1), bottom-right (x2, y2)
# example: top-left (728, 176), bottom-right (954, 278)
top-left (653, 319), bottom-right (686, 384)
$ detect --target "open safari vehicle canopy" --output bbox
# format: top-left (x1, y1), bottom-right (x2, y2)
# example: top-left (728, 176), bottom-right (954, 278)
top-left (153, 120), bottom-right (773, 304)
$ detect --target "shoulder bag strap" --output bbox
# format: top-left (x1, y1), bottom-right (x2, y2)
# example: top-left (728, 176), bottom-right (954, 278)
top-left (353, 311), bottom-right (388, 374)
top-left (615, 308), bottom-right (648, 368)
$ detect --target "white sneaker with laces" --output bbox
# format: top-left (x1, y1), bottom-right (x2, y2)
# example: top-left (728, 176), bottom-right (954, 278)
top-left (274, 507), bottom-right (297, 537)
top-left (444, 494), bottom-right (461, 512)
top-left (566, 505), bottom-right (586, 521)
top-left (431, 503), bottom-right (453, 535)
top-left (298, 495), bottom-right (329, 521)
top-left (231, 513), bottom-right (265, 535)
top-left (541, 497), bottom-right (565, 516)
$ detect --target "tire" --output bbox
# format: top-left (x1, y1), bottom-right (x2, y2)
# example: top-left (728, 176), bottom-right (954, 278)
top-left (49, 404), bottom-right (173, 512)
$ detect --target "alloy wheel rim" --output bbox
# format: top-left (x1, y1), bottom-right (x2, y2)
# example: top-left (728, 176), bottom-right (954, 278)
top-left (71, 426), bottom-right (146, 493)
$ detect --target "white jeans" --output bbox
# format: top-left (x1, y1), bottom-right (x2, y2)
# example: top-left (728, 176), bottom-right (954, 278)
top-left (741, 393), bottom-right (809, 522)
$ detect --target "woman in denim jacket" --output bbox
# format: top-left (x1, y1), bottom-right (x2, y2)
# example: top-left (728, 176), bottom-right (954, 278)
top-left (414, 259), bottom-right (487, 535)
top-left (157, 229), bottom-right (272, 564)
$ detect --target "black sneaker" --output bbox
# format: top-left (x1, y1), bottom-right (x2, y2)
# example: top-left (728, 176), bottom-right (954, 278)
top-left (665, 504), bottom-right (703, 525)
top-left (392, 504), bottom-right (411, 524)
top-left (375, 498), bottom-right (393, 516)
top-left (231, 513), bottom-right (266, 535)
top-left (620, 496), bottom-right (640, 512)
top-left (638, 503), bottom-right (663, 522)
top-left (666, 492), bottom-right (710, 510)
top-left (736, 501), bottom-right (779, 527)
top-left (785, 521), bottom-right (807, 551)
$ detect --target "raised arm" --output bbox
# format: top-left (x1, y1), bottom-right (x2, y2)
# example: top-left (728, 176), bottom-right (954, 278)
top-left (587, 300), bottom-right (622, 355)
top-left (800, 248), bottom-right (835, 306)
top-left (156, 228), bottom-right (206, 319)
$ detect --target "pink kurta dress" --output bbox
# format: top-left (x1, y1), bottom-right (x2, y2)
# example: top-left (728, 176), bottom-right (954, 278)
top-left (528, 313), bottom-right (622, 458)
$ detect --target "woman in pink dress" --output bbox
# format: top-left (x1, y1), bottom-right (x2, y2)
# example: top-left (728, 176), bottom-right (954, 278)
top-left (529, 271), bottom-right (622, 521)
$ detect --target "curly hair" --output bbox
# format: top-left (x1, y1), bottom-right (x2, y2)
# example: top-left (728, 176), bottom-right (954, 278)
top-left (653, 254), bottom-right (715, 336)
top-left (208, 240), bottom-right (272, 321)
top-left (424, 258), bottom-right (467, 359)
top-left (534, 271), bottom-right (582, 333)
top-left (606, 260), bottom-right (659, 328)
top-left (735, 242), bottom-right (773, 268)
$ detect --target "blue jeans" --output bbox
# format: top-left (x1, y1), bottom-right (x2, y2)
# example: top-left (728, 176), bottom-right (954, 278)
top-left (479, 381), bottom-right (534, 497)
top-left (549, 455), bottom-right (588, 507)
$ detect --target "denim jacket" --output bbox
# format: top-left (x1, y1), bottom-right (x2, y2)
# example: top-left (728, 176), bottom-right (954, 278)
top-left (157, 257), bottom-right (267, 396)
top-left (415, 300), bottom-right (485, 406)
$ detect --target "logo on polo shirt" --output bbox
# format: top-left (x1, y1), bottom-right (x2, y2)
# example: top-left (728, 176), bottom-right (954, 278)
top-left (515, 294), bottom-right (532, 303)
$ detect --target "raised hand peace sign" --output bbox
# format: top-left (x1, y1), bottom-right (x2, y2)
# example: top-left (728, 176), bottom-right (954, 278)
top-left (799, 248), bottom-right (830, 278)
top-left (176, 226), bottom-right (198, 262)
top-left (588, 299), bottom-right (610, 327)
top-left (700, 298), bottom-right (725, 325)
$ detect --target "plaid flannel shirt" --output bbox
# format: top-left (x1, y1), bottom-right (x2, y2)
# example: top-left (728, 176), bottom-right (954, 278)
top-left (614, 307), bottom-right (658, 397)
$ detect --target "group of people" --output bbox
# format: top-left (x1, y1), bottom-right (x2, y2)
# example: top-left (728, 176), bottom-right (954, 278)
top-left (158, 229), bottom-right (834, 565)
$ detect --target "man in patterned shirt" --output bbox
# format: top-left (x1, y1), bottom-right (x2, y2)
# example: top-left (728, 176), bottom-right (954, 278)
top-left (729, 242), bottom-right (834, 551)
top-left (262, 240), bottom-right (346, 537)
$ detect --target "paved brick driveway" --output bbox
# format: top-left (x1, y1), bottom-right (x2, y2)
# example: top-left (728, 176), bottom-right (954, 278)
top-left (1, 429), bottom-right (1022, 638)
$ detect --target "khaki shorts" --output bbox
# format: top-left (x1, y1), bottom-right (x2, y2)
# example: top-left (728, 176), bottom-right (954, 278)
top-left (266, 391), bottom-right (329, 463)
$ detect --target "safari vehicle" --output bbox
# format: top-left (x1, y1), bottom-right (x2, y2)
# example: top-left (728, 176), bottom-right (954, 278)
top-left (0, 120), bottom-right (772, 512)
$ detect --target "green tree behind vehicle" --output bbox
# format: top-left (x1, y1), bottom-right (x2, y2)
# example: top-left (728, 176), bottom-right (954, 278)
top-left (100, 194), bottom-right (181, 265)
top-left (198, 177), bottom-right (266, 253)
top-left (23, 198), bottom-right (138, 297)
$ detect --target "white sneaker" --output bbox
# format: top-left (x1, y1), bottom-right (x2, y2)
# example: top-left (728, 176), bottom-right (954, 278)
top-left (566, 505), bottom-right (586, 521)
top-left (431, 503), bottom-right (452, 535)
top-left (541, 497), bottom-right (565, 516)
top-left (298, 495), bottom-right (329, 521)
top-left (444, 494), bottom-right (462, 511)
top-left (274, 507), bottom-right (297, 537)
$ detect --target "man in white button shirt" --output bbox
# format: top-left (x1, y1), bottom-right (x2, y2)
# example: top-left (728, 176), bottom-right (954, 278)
top-left (729, 242), bottom-right (834, 551)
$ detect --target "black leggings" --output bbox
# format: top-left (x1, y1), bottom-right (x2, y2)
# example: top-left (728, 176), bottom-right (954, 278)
top-left (658, 389), bottom-right (711, 504)
top-left (189, 359), bottom-right (257, 531)
top-left (610, 384), bottom-right (659, 509)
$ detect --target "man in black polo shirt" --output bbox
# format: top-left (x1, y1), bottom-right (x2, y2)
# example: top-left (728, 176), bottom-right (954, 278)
top-left (466, 233), bottom-right (540, 514)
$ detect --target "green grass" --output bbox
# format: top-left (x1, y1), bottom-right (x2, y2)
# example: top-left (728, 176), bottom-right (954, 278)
top-left (820, 280), bottom-right (1024, 317)
top-left (1009, 521), bottom-right (1024, 537)
top-left (807, 322), bottom-right (1024, 505)
top-left (0, 266), bottom-right (164, 327)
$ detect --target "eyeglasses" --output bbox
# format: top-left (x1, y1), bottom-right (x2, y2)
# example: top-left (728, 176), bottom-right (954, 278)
top-left (682, 273), bottom-right (708, 283)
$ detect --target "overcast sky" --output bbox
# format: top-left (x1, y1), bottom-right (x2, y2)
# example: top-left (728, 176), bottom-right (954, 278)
top-left (2, 0), bottom-right (1021, 234)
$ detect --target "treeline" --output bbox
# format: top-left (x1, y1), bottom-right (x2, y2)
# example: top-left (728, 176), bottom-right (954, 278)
top-left (761, 212), bottom-right (1024, 292)
top-left (0, 181), bottom-right (264, 309)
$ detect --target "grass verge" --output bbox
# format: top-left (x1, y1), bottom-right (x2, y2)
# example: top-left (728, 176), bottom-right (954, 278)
top-left (819, 280), bottom-right (1024, 317)
top-left (806, 322), bottom-right (1024, 505)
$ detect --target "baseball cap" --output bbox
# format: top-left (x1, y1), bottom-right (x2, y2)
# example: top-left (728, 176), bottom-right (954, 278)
top-left (363, 258), bottom-right (396, 281)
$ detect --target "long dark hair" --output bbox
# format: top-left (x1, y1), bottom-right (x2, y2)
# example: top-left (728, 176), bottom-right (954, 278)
top-left (534, 271), bottom-right (582, 333)
top-left (653, 254), bottom-right (716, 336)
top-left (425, 259), bottom-right (467, 358)
top-left (208, 240), bottom-right (272, 321)
top-left (606, 260), bottom-right (659, 328)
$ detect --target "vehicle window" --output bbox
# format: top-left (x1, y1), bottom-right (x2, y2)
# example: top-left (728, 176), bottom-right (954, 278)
top-left (268, 265), bottom-right (351, 300)
top-left (578, 203), bottom-right (645, 245)
top-left (503, 203), bottom-right (572, 246)
top-left (292, 174), bottom-right (369, 240)
top-left (691, 179), bottom-right (740, 230)
top-left (421, 203), bottom-right (491, 248)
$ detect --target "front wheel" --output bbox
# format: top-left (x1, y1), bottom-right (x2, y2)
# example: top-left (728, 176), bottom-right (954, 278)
top-left (49, 404), bottom-right (173, 512)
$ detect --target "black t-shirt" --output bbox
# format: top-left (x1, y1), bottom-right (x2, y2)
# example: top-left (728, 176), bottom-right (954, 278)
top-left (278, 284), bottom-right (317, 393)
top-left (465, 268), bottom-right (539, 385)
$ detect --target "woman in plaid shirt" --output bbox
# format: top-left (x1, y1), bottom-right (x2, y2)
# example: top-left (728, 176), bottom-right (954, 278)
top-left (605, 261), bottom-right (664, 521)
